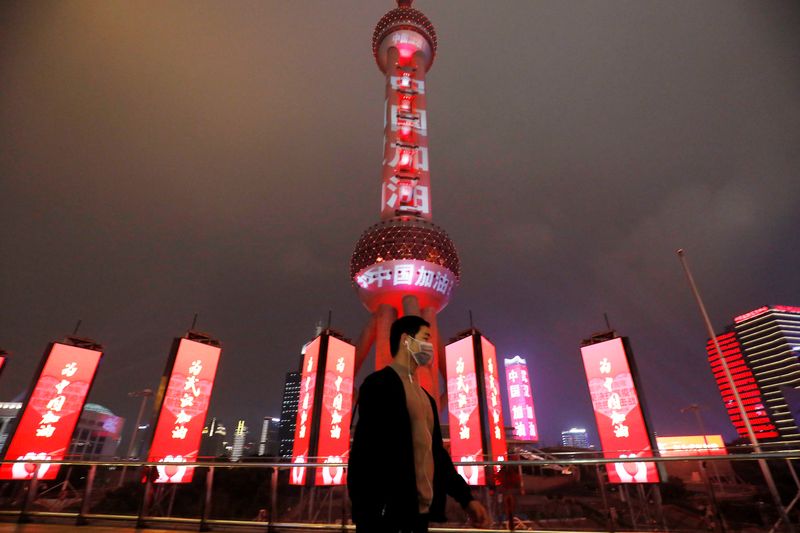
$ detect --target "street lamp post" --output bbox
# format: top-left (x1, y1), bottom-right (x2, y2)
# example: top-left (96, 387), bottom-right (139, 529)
top-left (126, 389), bottom-right (154, 460)
top-left (677, 249), bottom-right (793, 532)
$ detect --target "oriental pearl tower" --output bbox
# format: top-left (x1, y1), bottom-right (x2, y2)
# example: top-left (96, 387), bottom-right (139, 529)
top-left (351, 0), bottom-right (459, 408)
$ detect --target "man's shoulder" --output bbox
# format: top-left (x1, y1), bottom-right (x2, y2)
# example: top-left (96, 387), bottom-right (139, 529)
top-left (362, 365), bottom-right (398, 388)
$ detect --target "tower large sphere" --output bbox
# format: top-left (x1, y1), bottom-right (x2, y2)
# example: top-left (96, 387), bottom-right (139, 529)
top-left (372, 0), bottom-right (437, 73)
top-left (351, 218), bottom-right (459, 313)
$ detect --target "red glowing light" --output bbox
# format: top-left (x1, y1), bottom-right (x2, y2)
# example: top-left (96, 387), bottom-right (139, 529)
top-left (291, 338), bottom-right (320, 486)
top-left (314, 337), bottom-right (355, 486)
top-left (147, 338), bottom-right (221, 483)
top-left (0, 343), bottom-right (102, 480)
top-left (706, 333), bottom-right (778, 439)
top-left (481, 338), bottom-right (507, 482)
top-left (581, 338), bottom-right (660, 484)
top-left (445, 336), bottom-right (485, 486)
top-left (734, 306), bottom-right (770, 323)
top-left (504, 356), bottom-right (538, 442)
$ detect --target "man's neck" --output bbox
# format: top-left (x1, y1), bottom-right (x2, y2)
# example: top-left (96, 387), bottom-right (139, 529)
top-left (391, 350), bottom-right (419, 377)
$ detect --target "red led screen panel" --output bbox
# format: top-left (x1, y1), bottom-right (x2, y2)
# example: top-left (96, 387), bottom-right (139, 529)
top-left (581, 338), bottom-right (660, 484)
top-left (445, 336), bottom-right (485, 486)
top-left (147, 338), bottom-right (221, 483)
top-left (481, 338), bottom-right (507, 479)
top-left (706, 333), bottom-right (778, 439)
top-left (314, 337), bottom-right (355, 486)
top-left (0, 343), bottom-right (102, 480)
top-left (290, 337), bottom-right (320, 486)
top-left (504, 356), bottom-right (538, 441)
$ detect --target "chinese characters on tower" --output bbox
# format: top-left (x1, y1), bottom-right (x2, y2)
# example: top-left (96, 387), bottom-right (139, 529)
top-left (0, 342), bottom-right (103, 480)
top-left (291, 333), bottom-right (356, 487)
top-left (580, 337), bottom-right (660, 484)
top-left (445, 336), bottom-right (485, 485)
top-left (290, 338), bottom-right (320, 486)
top-left (147, 337), bottom-right (222, 484)
top-left (315, 337), bottom-right (355, 486)
top-left (504, 356), bottom-right (539, 441)
top-left (481, 338), bottom-right (508, 480)
top-left (380, 33), bottom-right (433, 220)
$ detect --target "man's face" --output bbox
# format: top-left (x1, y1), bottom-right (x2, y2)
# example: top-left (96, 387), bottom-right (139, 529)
top-left (405, 325), bottom-right (432, 349)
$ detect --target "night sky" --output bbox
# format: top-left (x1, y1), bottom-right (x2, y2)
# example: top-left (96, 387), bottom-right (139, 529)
top-left (2, 1), bottom-right (799, 449)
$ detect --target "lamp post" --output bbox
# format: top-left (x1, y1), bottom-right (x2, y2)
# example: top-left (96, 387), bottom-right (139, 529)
top-left (677, 249), bottom-right (792, 532)
top-left (126, 389), bottom-right (153, 459)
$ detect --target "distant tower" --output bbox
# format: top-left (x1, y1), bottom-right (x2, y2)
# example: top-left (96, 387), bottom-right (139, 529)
top-left (351, 0), bottom-right (459, 405)
top-left (279, 371), bottom-right (301, 458)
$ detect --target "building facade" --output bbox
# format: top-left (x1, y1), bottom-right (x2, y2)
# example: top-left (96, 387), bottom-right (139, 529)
top-left (279, 371), bottom-right (301, 458)
top-left (0, 402), bottom-right (124, 459)
top-left (708, 305), bottom-right (800, 444)
top-left (561, 428), bottom-right (590, 448)
top-left (258, 416), bottom-right (280, 457)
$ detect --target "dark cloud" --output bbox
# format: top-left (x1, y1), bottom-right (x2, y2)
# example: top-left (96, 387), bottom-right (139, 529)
top-left (1, 0), bottom-right (799, 447)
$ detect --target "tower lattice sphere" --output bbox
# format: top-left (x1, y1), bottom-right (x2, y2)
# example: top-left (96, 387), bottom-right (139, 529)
top-left (351, 1), bottom-right (459, 407)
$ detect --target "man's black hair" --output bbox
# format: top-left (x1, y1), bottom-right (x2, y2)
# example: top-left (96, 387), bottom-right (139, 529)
top-left (389, 315), bottom-right (431, 357)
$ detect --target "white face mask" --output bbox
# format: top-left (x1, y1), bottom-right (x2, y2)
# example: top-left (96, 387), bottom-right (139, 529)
top-left (406, 335), bottom-right (435, 366)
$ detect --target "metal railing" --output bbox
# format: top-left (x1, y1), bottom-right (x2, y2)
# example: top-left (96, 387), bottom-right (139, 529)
top-left (0, 452), bottom-right (799, 532)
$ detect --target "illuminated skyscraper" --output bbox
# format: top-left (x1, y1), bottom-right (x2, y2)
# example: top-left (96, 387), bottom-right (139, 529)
top-left (351, 0), bottom-right (459, 405)
top-left (279, 371), bottom-right (301, 458)
top-left (258, 416), bottom-right (280, 457)
top-left (231, 420), bottom-right (247, 461)
top-left (561, 428), bottom-right (590, 449)
top-left (708, 306), bottom-right (800, 444)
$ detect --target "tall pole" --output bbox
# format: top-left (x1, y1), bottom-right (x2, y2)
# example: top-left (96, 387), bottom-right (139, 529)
top-left (127, 389), bottom-right (153, 459)
top-left (677, 249), bottom-right (792, 532)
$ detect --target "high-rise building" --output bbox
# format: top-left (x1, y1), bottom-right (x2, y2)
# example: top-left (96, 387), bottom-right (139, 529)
top-left (561, 428), bottom-right (590, 448)
top-left (279, 371), bottom-right (301, 458)
top-left (200, 417), bottom-right (227, 458)
top-left (231, 420), bottom-right (247, 461)
top-left (258, 416), bottom-right (281, 457)
top-left (708, 305), bottom-right (800, 444)
top-left (350, 0), bottom-right (460, 406)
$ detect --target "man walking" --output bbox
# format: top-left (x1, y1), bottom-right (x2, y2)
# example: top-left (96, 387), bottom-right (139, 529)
top-left (348, 316), bottom-right (490, 532)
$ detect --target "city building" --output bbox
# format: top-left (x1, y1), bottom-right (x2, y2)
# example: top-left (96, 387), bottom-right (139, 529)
top-left (561, 428), bottom-right (590, 448)
top-left (231, 420), bottom-right (247, 461)
top-left (258, 416), bottom-right (280, 457)
top-left (708, 305), bottom-right (800, 444)
top-left (69, 403), bottom-right (125, 459)
top-left (279, 371), bottom-right (300, 458)
top-left (200, 417), bottom-right (227, 458)
top-left (0, 402), bottom-right (22, 453)
top-left (0, 402), bottom-right (124, 459)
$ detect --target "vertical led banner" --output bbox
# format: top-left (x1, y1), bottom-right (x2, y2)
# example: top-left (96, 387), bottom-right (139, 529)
top-left (581, 337), bottom-right (660, 484)
top-left (147, 336), bottom-right (222, 483)
top-left (481, 338), bottom-right (508, 477)
top-left (0, 341), bottom-right (103, 480)
top-left (290, 337), bottom-right (320, 486)
top-left (504, 356), bottom-right (539, 441)
top-left (445, 336), bottom-right (485, 486)
top-left (314, 337), bottom-right (355, 486)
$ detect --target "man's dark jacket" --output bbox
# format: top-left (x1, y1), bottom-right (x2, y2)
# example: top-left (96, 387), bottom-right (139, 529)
top-left (348, 366), bottom-right (473, 524)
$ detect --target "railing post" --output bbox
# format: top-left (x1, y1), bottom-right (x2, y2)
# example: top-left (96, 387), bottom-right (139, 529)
top-left (137, 465), bottom-right (154, 528)
top-left (199, 466), bottom-right (213, 532)
top-left (76, 464), bottom-right (97, 525)
top-left (18, 464), bottom-right (39, 523)
top-left (269, 465), bottom-right (278, 531)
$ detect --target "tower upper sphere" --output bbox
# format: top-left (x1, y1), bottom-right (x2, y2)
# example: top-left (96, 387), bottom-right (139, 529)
top-left (373, 0), bottom-right (437, 73)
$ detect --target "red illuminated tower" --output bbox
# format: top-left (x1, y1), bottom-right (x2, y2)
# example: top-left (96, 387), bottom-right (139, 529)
top-left (351, 0), bottom-right (459, 406)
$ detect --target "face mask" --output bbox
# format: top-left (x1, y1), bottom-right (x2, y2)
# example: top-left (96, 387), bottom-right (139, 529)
top-left (406, 336), bottom-right (434, 367)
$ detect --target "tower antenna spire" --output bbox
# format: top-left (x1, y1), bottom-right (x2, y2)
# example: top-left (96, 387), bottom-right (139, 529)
top-left (398, 0), bottom-right (413, 6)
